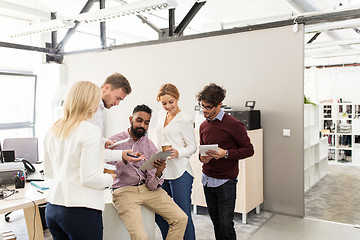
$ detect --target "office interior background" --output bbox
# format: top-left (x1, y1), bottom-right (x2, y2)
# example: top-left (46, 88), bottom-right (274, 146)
top-left (1, 0), bottom-right (360, 239)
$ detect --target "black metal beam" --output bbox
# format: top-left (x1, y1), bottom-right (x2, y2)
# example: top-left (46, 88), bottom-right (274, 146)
top-left (296, 8), bottom-right (360, 25)
top-left (169, 8), bottom-right (175, 37)
top-left (100, 0), bottom-right (106, 48)
top-left (174, 1), bottom-right (206, 36)
top-left (0, 41), bottom-right (53, 54)
top-left (55, 0), bottom-right (95, 53)
top-left (51, 12), bottom-right (57, 48)
top-left (353, 28), bottom-right (360, 34)
top-left (307, 32), bottom-right (321, 44)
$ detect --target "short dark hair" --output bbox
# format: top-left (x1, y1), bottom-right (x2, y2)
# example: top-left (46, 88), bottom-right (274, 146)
top-left (196, 83), bottom-right (226, 106)
top-left (133, 104), bottom-right (152, 115)
top-left (101, 72), bottom-right (132, 94)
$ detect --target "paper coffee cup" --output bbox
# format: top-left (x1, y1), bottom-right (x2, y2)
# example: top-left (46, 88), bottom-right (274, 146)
top-left (104, 163), bottom-right (116, 174)
top-left (161, 143), bottom-right (172, 151)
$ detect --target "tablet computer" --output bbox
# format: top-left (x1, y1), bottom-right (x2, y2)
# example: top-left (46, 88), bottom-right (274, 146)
top-left (199, 144), bottom-right (219, 156)
top-left (139, 151), bottom-right (173, 171)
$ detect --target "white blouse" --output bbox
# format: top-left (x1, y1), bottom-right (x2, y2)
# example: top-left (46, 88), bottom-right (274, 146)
top-left (155, 110), bottom-right (197, 179)
top-left (44, 121), bottom-right (113, 211)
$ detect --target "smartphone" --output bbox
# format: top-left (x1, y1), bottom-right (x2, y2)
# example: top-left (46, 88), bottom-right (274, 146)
top-left (126, 153), bottom-right (139, 158)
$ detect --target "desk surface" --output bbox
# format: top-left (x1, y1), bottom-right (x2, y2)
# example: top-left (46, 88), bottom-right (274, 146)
top-left (0, 183), bottom-right (47, 214)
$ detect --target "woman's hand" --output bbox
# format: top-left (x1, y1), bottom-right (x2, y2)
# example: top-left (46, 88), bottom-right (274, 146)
top-left (166, 147), bottom-right (179, 160)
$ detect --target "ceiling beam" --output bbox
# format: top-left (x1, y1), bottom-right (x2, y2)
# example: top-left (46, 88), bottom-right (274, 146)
top-left (174, 1), bottom-right (206, 36)
top-left (55, 0), bottom-right (96, 53)
top-left (307, 32), bottom-right (321, 44)
top-left (0, 41), bottom-right (53, 54)
top-left (297, 7), bottom-right (360, 25)
top-left (305, 18), bottom-right (360, 33)
top-left (100, 0), bottom-right (106, 48)
top-left (306, 38), bottom-right (360, 50)
top-left (137, 15), bottom-right (165, 36)
top-left (169, 8), bottom-right (175, 37)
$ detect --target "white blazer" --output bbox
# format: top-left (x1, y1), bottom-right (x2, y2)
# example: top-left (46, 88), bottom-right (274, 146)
top-left (155, 110), bottom-right (197, 179)
top-left (44, 121), bottom-right (113, 211)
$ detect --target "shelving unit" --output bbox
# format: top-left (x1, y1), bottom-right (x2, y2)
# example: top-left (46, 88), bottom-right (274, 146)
top-left (320, 102), bottom-right (360, 165)
top-left (304, 104), bottom-right (328, 192)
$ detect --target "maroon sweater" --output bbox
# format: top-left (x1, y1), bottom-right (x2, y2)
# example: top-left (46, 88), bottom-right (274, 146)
top-left (199, 113), bottom-right (254, 179)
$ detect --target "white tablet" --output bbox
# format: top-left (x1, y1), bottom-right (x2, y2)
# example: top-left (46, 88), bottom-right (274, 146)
top-left (138, 151), bottom-right (173, 171)
top-left (108, 138), bottom-right (131, 148)
top-left (199, 144), bottom-right (219, 156)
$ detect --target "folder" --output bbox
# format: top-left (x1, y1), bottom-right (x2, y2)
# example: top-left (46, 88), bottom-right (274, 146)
top-left (31, 179), bottom-right (52, 190)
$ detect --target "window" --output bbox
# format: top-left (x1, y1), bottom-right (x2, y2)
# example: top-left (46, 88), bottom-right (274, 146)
top-left (0, 72), bottom-right (37, 139)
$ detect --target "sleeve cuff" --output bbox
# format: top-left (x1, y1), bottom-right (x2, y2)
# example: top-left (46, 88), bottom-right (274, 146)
top-left (156, 174), bottom-right (164, 180)
top-left (105, 149), bottom-right (123, 162)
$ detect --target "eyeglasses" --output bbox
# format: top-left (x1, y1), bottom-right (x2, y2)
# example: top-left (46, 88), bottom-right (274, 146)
top-left (199, 102), bottom-right (215, 111)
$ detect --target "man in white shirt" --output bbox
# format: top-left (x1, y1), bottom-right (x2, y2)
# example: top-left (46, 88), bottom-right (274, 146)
top-left (91, 72), bottom-right (141, 162)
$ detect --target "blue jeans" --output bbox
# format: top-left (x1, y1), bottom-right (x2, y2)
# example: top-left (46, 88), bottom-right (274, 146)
top-left (155, 171), bottom-right (195, 240)
top-left (203, 179), bottom-right (237, 240)
top-left (45, 203), bottom-right (103, 240)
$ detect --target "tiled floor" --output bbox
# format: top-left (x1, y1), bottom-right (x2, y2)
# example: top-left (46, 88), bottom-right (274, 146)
top-left (249, 215), bottom-right (360, 240)
top-left (0, 206), bottom-right (272, 240)
top-left (305, 163), bottom-right (360, 225)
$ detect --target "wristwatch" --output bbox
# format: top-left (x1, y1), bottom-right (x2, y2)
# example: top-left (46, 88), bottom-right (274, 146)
top-left (225, 150), bottom-right (229, 159)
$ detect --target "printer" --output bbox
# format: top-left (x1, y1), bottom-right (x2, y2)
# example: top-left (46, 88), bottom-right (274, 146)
top-left (225, 110), bottom-right (261, 130)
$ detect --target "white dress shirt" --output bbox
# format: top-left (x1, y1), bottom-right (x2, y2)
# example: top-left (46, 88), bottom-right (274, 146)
top-left (155, 110), bottom-right (197, 179)
top-left (44, 120), bottom-right (113, 211)
top-left (91, 101), bottom-right (105, 134)
top-left (91, 101), bottom-right (123, 162)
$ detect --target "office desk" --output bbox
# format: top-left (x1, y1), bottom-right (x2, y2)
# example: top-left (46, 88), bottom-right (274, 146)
top-left (0, 184), bottom-right (46, 240)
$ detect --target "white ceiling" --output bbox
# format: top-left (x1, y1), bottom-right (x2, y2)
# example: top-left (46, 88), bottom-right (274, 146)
top-left (1, 0), bottom-right (360, 65)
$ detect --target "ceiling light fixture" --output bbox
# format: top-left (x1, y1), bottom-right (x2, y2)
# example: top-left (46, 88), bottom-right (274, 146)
top-left (9, 19), bottom-right (75, 38)
top-left (74, 0), bottom-right (178, 24)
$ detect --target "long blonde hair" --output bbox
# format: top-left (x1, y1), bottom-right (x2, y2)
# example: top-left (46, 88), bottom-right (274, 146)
top-left (52, 81), bottom-right (101, 138)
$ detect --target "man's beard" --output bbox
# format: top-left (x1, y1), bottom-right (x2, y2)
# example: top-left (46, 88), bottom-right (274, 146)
top-left (130, 124), bottom-right (146, 139)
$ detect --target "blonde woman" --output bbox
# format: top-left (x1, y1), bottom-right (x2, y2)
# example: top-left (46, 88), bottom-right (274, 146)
top-left (155, 83), bottom-right (197, 240)
top-left (44, 81), bottom-right (115, 240)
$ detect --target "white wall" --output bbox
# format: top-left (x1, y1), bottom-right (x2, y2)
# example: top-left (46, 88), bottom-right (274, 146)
top-left (63, 25), bottom-right (305, 217)
top-left (305, 66), bottom-right (360, 103)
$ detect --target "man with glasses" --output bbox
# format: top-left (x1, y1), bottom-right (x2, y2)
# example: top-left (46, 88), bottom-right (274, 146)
top-left (196, 83), bottom-right (254, 240)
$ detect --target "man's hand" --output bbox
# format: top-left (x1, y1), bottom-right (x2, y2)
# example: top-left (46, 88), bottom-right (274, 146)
top-left (105, 140), bottom-right (117, 150)
top-left (122, 150), bottom-right (145, 164)
top-left (204, 148), bottom-right (227, 160)
top-left (200, 155), bottom-right (212, 164)
top-left (152, 159), bottom-right (166, 178)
